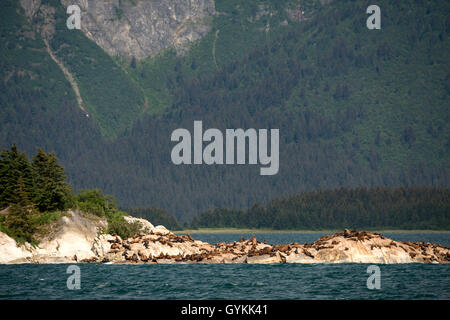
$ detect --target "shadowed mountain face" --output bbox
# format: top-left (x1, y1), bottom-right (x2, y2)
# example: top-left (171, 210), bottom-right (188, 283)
top-left (1, 0), bottom-right (449, 221)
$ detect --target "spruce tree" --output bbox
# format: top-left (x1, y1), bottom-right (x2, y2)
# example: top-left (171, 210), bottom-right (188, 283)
top-left (0, 144), bottom-right (35, 208)
top-left (5, 176), bottom-right (37, 244)
top-left (32, 148), bottom-right (72, 212)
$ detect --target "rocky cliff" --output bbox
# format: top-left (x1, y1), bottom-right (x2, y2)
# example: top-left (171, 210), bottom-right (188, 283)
top-left (20, 0), bottom-right (216, 58)
top-left (1, 210), bottom-right (449, 264)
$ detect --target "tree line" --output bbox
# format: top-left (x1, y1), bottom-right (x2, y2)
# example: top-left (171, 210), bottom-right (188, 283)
top-left (191, 187), bottom-right (450, 230)
top-left (1, 145), bottom-right (448, 235)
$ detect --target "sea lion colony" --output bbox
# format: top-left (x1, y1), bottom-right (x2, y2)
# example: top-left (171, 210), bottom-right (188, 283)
top-left (81, 229), bottom-right (450, 264)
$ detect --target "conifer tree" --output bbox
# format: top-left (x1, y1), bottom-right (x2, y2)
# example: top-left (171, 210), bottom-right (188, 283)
top-left (4, 176), bottom-right (37, 243)
top-left (32, 148), bottom-right (72, 212)
top-left (0, 144), bottom-right (35, 208)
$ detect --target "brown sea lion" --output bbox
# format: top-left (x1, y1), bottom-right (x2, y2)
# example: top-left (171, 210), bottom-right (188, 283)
top-left (343, 229), bottom-right (351, 237)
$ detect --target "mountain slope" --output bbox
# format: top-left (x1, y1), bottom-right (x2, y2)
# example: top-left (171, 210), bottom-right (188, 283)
top-left (0, 0), bottom-right (449, 221)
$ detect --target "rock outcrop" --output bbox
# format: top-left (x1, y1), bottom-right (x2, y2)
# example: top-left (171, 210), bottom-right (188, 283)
top-left (0, 210), bottom-right (109, 264)
top-left (0, 232), bottom-right (33, 264)
top-left (100, 229), bottom-right (450, 265)
top-left (19, 0), bottom-right (42, 20)
top-left (20, 0), bottom-right (216, 58)
top-left (1, 212), bottom-right (449, 265)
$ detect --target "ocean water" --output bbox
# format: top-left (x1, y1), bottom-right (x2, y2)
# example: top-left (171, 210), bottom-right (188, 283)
top-left (0, 233), bottom-right (449, 300)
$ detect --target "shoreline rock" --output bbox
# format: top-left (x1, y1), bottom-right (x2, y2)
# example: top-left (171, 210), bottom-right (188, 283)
top-left (102, 229), bottom-right (449, 265)
top-left (0, 214), bottom-right (449, 264)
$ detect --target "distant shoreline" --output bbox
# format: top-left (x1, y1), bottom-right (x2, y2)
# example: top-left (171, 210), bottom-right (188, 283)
top-left (176, 228), bottom-right (450, 234)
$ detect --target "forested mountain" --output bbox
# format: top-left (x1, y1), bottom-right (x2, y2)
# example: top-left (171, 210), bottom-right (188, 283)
top-left (1, 0), bottom-right (449, 222)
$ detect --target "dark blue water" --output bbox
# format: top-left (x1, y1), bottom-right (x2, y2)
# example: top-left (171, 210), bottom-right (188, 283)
top-left (0, 233), bottom-right (449, 300)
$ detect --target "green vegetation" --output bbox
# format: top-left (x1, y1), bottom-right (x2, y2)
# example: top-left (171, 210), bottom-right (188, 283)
top-left (2, 204), bottom-right (39, 244)
top-left (115, 6), bottom-right (124, 20)
top-left (99, 0), bottom-right (449, 219)
top-left (107, 219), bottom-right (142, 239)
top-left (0, 0), bottom-right (449, 221)
top-left (32, 149), bottom-right (73, 212)
top-left (191, 187), bottom-right (450, 230)
top-left (0, 144), bottom-right (448, 243)
top-left (0, 144), bottom-right (72, 243)
top-left (0, 0), bottom-right (79, 143)
top-left (42, 0), bottom-right (145, 137)
top-left (0, 144), bottom-right (72, 211)
top-left (74, 188), bottom-right (146, 239)
top-left (0, 145), bottom-right (145, 242)
top-left (75, 189), bottom-right (122, 220)
top-left (124, 0), bottom-right (308, 115)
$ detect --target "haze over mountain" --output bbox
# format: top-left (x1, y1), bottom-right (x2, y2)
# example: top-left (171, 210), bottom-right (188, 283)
top-left (1, 0), bottom-right (449, 221)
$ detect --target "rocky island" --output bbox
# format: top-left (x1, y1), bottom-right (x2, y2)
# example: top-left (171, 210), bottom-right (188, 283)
top-left (1, 210), bottom-right (449, 265)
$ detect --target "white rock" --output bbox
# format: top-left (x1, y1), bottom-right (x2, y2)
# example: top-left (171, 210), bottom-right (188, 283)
top-left (153, 225), bottom-right (171, 235)
top-left (0, 232), bottom-right (32, 264)
top-left (34, 210), bottom-right (107, 262)
top-left (124, 216), bottom-right (154, 232)
top-left (92, 234), bottom-right (115, 257)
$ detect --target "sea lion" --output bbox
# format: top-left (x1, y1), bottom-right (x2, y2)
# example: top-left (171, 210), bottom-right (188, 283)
top-left (302, 249), bottom-right (314, 258)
